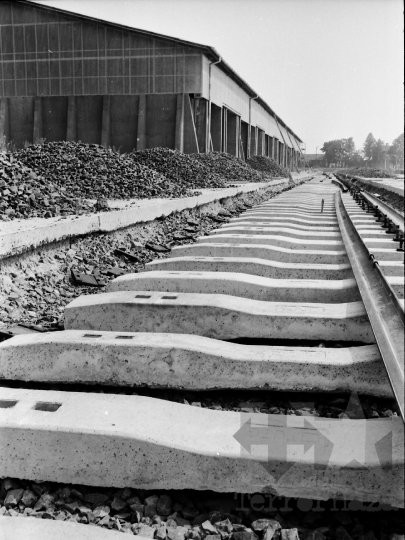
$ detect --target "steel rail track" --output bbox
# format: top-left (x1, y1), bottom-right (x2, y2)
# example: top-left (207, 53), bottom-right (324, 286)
top-left (336, 190), bottom-right (404, 420)
top-left (334, 172), bottom-right (404, 232)
top-left (360, 190), bottom-right (404, 232)
top-left (1, 177), bottom-right (404, 510)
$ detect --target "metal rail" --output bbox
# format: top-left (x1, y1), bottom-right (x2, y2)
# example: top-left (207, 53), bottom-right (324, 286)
top-left (331, 178), bottom-right (348, 192)
top-left (336, 190), bottom-right (404, 421)
top-left (334, 172), bottom-right (404, 230)
top-left (360, 191), bottom-right (404, 233)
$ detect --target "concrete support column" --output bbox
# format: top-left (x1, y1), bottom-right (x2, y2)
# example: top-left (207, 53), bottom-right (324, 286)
top-left (33, 97), bottom-right (43, 143)
top-left (175, 93), bottom-right (185, 152)
top-left (66, 96), bottom-right (77, 142)
top-left (137, 95), bottom-right (146, 150)
top-left (210, 104), bottom-right (222, 152)
top-left (184, 95), bottom-right (199, 154)
top-left (269, 136), bottom-right (273, 160)
top-left (194, 98), bottom-right (207, 153)
top-left (249, 126), bottom-right (256, 157)
top-left (256, 130), bottom-right (261, 156)
top-left (0, 98), bottom-right (9, 142)
top-left (222, 108), bottom-right (228, 153)
top-left (226, 112), bottom-right (238, 157)
top-left (101, 95), bottom-right (111, 148)
top-left (239, 119), bottom-right (245, 160)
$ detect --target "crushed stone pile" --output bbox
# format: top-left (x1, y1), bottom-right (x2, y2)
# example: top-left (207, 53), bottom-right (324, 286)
top-left (4, 144), bottom-right (290, 222)
top-left (0, 153), bottom-right (93, 221)
top-left (12, 142), bottom-right (190, 202)
top-left (129, 148), bottom-right (229, 190)
top-left (190, 152), bottom-right (265, 184)
top-left (246, 155), bottom-right (291, 179)
top-left (338, 167), bottom-right (392, 178)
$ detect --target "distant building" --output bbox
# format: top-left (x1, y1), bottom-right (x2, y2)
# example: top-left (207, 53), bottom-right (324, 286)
top-left (304, 154), bottom-right (326, 167)
top-left (0, 0), bottom-right (303, 168)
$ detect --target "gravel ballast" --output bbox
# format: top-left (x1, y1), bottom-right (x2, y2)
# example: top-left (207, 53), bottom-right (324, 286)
top-left (1, 176), bottom-right (403, 535)
top-left (1, 183), bottom-right (297, 332)
top-left (0, 478), bottom-right (403, 538)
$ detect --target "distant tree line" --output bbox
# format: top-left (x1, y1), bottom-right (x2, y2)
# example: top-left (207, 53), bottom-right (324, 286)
top-left (320, 133), bottom-right (404, 168)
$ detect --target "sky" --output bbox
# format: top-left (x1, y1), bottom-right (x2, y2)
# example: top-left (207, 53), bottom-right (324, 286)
top-left (34, 0), bottom-right (404, 153)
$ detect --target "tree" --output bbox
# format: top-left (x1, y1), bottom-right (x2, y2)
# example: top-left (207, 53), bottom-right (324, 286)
top-left (389, 133), bottom-right (404, 168)
top-left (372, 138), bottom-right (386, 165)
top-left (321, 138), bottom-right (356, 165)
top-left (342, 137), bottom-right (356, 161)
top-left (363, 133), bottom-right (376, 162)
top-left (347, 149), bottom-right (364, 166)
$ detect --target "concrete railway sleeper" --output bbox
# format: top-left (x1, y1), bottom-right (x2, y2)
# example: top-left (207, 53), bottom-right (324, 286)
top-left (106, 271), bottom-right (360, 303)
top-left (1, 176), bottom-right (404, 537)
top-left (145, 256), bottom-right (354, 280)
top-left (170, 243), bottom-right (349, 264)
top-left (0, 331), bottom-right (393, 396)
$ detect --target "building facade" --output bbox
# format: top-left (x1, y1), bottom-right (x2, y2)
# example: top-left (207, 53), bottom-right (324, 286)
top-left (304, 154), bottom-right (326, 167)
top-left (0, 0), bottom-right (303, 168)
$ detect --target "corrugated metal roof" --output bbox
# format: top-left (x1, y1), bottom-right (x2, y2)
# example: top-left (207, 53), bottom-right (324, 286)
top-left (22, 0), bottom-right (303, 143)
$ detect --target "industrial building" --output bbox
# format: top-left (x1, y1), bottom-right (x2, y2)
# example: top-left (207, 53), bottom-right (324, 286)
top-left (0, 0), bottom-right (304, 169)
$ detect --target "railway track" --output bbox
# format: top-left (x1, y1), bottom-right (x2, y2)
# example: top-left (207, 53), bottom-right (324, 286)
top-left (0, 176), bottom-right (404, 537)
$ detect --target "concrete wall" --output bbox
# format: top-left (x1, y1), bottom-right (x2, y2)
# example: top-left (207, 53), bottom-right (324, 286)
top-left (0, 93), bottom-right (199, 153)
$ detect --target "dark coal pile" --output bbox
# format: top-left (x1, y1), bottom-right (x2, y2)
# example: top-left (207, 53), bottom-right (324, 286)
top-left (191, 152), bottom-right (265, 183)
top-left (0, 153), bottom-right (93, 221)
top-left (13, 142), bottom-right (198, 202)
top-left (339, 167), bottom-right (392, 179)
top-left (1, 477), bottom-right (403, 537)
top-left (129, 148), bottom-right (231, 189)
top-left (7, 143), bottom-right (288, 222)
top-left (246, 156), bottom-right (291, 179)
